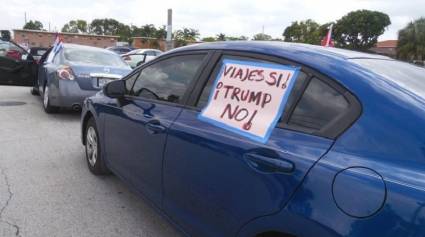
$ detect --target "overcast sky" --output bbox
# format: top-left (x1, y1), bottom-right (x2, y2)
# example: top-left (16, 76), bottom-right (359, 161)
top-left (0, 0), bottom-right (423, 40)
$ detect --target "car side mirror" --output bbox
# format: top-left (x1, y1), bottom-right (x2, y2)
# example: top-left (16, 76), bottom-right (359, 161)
top-left (103, 80), bottom-right (126, 98)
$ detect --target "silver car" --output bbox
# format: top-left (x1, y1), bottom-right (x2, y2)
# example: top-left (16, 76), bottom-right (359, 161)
top-left (37, 44), bottom-right (132, 113)
top-left (122, 49), bottom-right (162, 68)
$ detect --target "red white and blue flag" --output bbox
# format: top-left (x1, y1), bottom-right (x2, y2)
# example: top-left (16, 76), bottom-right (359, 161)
top-left (47, 33), bottom-right (64, 63)
top-left (321, 24), bottom-right (334, 47)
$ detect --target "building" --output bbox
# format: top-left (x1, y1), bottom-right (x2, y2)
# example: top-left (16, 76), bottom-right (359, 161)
top-left (13, 29), bottom-right (119, 48)
top-left (131, 37), bottom-right (168, 51)
top-left (370, 40), bottom-right (398, 58)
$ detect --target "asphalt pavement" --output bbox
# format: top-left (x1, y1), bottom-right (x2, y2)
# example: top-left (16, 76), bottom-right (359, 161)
top-left (0, 86), bottom-right (182, 237)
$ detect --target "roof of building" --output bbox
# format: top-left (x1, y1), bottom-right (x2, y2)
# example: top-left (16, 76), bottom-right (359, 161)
top-left (13, 29), bottom-right (119, 38)
top-left (375, 40), bottom-right (398, 48)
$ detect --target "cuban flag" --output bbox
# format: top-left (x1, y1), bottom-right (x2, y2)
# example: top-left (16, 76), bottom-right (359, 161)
top-left (321, 24), bottom-right (334, 47)
top-left (46, 33), bottom-right (64, 63)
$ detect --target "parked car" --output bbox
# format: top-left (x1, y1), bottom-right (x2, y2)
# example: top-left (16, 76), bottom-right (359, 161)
top-left (106, 46), bottom-right (135, 55)
top-left (80, 41), bottom-right (422, 237)
top-left (29, 47), bottom-right (48, 64)
top-left (37, 43), bottom-right (131, 113)
top-left (0, 38), bottom-right (36, 86)
top-left (121, 49), bottom-right (163, 68)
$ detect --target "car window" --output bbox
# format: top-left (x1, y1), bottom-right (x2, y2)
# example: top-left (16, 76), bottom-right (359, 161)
top-left (125, 72), bottom-right (139, 94)
top-left (132, 54), bottom-right (206, 104)
top-left (288, 77), bottom-right (349, 132)
top-left (145, 51), bottom-right (156, 56)
top-left (196, 56), bottom-right (307, 109)
top-left (64, 48), bottom-right (128, 67)
top-left (0, 40), bottom-right (26, 61)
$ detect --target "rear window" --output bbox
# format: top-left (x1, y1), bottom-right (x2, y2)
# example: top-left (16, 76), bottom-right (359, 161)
top-left (351, 59), bottom-right (425, 97)
top-left (64, 48), bottom-right (128, 67)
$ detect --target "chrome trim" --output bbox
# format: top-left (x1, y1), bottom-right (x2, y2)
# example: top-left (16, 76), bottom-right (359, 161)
top-left (89, 73), bottom-right (122, 79)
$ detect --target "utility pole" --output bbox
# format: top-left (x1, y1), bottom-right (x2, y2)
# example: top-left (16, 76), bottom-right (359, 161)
top-left (166, 9), bottom-right (173, 51)
top-left (24, 12), bottom-right (27, 25)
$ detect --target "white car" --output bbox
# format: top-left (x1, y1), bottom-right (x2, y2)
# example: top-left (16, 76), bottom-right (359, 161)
top-left (121, 49), bottom-right (163, 68)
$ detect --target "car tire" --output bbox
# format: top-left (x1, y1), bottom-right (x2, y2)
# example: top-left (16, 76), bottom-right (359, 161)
top-left (85, 117), bottom-right (110, 175)
top-left (42, 85), bottom-right (59, 113)
top-left (30, 88), bottom-right (39, 96)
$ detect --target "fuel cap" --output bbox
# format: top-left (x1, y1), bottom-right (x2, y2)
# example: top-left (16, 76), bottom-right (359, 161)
top-left (332, 167), bottom-right (387, 218)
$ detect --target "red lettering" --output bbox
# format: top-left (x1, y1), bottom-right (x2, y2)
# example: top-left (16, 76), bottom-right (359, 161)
top-left (223, 66), bottom-right (234, 77)
top-left (231, 87), bottom-right (241, 101)
top-left (267, 72), bottom-right (277, 86)
top-left (220, 104), bottom-right (238, 119)
top-left (261, 93), bottom-right (272, 108)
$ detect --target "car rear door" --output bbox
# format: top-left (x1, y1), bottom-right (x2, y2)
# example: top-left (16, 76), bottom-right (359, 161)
top-left (162, 51), bottom-right (347, 237)
top-left (0, 39), bottom-right (36, 86)
top-left (102, 51), bottom-right (211, 207)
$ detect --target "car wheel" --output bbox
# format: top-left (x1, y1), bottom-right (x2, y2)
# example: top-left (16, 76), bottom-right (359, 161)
top-left (30, 88), bottom-right (39, 96)
top-left (85, 118), bottom-right (110, 175)
top-left (43, 85), bottom-right (59, 113)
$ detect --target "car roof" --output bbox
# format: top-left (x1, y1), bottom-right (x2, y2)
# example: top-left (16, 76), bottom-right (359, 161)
top-left (170, 41), bottom-right (390, 61)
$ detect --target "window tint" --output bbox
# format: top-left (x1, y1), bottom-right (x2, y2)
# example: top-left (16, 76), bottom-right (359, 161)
top-left (288, 77), bottom-right (349, 132)
top-left (132, 54), bottom-right (206, 104)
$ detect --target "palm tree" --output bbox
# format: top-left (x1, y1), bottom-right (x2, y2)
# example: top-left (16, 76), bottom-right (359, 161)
top-left (397, 18), bottom-right (425, 61)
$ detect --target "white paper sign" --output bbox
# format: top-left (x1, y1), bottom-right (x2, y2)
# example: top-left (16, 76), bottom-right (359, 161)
top-left (199, 59), bottom-right (300, 143)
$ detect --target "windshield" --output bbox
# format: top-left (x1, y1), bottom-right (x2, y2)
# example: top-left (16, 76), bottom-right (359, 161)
top-left (64, 48), bottom-right (128, 67)
top-left (351, 59), bottom-right (425, 97)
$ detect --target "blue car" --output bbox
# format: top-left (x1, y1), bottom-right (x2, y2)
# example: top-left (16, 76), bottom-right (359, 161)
top-left (81, 41), bottom-right (425, 237)
top-left (37, 44), bottom-right (131, 113)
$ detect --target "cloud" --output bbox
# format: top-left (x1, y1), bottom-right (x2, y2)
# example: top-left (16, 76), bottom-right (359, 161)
top-left (0, 0), bottom-right (423, 40)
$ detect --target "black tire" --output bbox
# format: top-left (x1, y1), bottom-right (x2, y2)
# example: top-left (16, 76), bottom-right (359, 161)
top-left (42, 85), bottom-right (59, 114)
top-left (85, 117), bottom-right (110, 175)
top-left (30, 88), bottom-right (39, 96)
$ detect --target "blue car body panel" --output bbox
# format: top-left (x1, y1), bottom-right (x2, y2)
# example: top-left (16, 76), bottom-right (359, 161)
top-left (82, 42), bottom-right (425, 237)
top-left (163, 109), bottom-right (333, 237)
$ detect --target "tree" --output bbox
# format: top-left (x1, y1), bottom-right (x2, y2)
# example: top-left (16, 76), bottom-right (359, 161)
top-left (397, 18), bottom-right (425, 61)
top-left (155, 26), bottom-right (167, 39)
top-left (23, 20), bottom-right (44, 30)
top-left (283, 19), bottom-right (321, 44)
top-left (226, 35), bottom-right (249, 41)
top-left (202, 37), bottom-right (216, 42)
top-left (252, 33), bottom-right (272, 41)
top-left (216, 33), bottom-right (226, 41)
top-left (61, 20), bottom-right (88, 33)
top-left (89, 18), bottom-right (121, 35)
top-left (334, 10), bottom-right (391, 51)
top-left (174, 28), bottom-right (200, 46)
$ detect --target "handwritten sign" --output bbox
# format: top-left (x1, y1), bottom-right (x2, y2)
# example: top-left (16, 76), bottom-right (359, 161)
top-left (199, 59), bottom-right (300, 143)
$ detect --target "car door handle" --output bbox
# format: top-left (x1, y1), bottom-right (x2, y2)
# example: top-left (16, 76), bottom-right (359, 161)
top-left (244, 153), bottom-right (294, 174)
top-left (145, 120), bottom-right (166, 134)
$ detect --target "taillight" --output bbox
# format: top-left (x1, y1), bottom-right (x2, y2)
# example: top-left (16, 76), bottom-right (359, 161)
top-left (57, 66), bottom-right (75, 80)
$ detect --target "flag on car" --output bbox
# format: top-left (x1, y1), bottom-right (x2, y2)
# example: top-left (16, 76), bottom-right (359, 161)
top-left (321, 24), bottom-right (334, 47)
top-left (46, 33), bottom-right (64, 63)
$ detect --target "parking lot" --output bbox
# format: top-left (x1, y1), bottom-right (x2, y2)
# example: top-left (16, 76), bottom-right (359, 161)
top-left (0, 86), bottom-right (181, 237)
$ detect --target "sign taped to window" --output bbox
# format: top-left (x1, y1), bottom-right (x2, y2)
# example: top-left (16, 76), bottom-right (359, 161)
top-left (199, 59), bottom-right (300, 143)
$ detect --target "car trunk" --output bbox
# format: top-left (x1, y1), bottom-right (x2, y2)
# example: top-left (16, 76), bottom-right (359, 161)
top-left (70, 64), bottom-right (131, 90)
